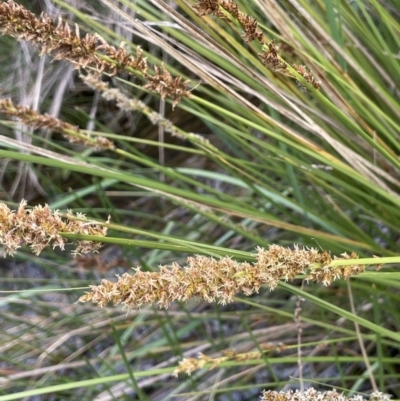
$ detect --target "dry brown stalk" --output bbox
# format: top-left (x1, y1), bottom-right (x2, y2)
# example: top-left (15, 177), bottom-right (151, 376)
top-left (193, 0), bottom-right (320, 89)
top-left (0, 98), bottom-right (115, 150)
top-left (79, 245), bottom-right (367, 310)
top-left (0, 200), bottom-right (109, 256)
top-left (0, 0), bottom-right (191, 106)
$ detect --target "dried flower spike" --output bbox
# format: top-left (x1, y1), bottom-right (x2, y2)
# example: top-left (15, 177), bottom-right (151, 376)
top-left (0, 98), bottom-right (114, 150)
top-left (0, 1), bottom-right (191, 105)
top-left (193, 0), bottom-right (320, 89)
top-left (79, 245), bottom-right (367, 310)
top-left (174, 343), bottom-right (286, 376)
top-left (80, 72), bottom-right (209, 144)
top-left (0, 200), bottom-right (109, 256)
top-left (261, 388), bottom-right (391, 401)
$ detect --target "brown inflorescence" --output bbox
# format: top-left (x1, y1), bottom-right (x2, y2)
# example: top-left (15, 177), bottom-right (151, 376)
top-left (81, 72), bottom-right (210, 144)
top-left (0, 98), bottom-right (115, 150)
top-left (174, 343), bottom-right (287, 376)
top-left (0, 200), bottom-right (109, 256)
top-left (261, 389), bottom-right (391, 401)
top-left (193, 0), bottom-right (320, 89)
top-left (79, 245), bottom-right (366, 310)
top-left (0, 1), bottom-right (191, 106)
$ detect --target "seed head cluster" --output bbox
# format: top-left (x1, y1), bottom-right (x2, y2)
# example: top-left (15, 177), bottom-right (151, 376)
top-left (0, 0), bottom-right (190, 106)
top-left (81, 72), bottom-right (211, 144)
top-left (261, 389), bottom-right (391, 401)
top-left (174, 344), bottom-right (286, 376)
top-left (0, 98), bottom-right (114, 151)
top-left (79, 245), bottom-right (366, 310)
top-left (193, 0), bottom-right (320, 89)
top-left (0, 200), bottom-right (109, 256)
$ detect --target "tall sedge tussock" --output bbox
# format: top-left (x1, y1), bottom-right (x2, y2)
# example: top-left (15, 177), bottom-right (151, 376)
top-left (0, 0), bottom-right (397, 399)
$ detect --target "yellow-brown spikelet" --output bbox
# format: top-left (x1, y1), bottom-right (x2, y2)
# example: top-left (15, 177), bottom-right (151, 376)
top-left (0, 1), bottom-right (191, 105)
top-left (0, 98), bottom-right (114, 151)
top-left (80, 72), bottom-right (210, 144)
top-left (193, 0), bottom-right (320, 89)
top-left (0, 200), bottom-right (109, 256)
top-left (174, 343), bottom-right (287, 376)
top-left (261, 389), bottom-right (391, 401)
top-left (79, 245), bottom-right (367, 310)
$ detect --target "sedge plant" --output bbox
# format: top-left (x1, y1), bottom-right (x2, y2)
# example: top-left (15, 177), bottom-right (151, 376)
top-left (0, 0), bottom-right (399, 400)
